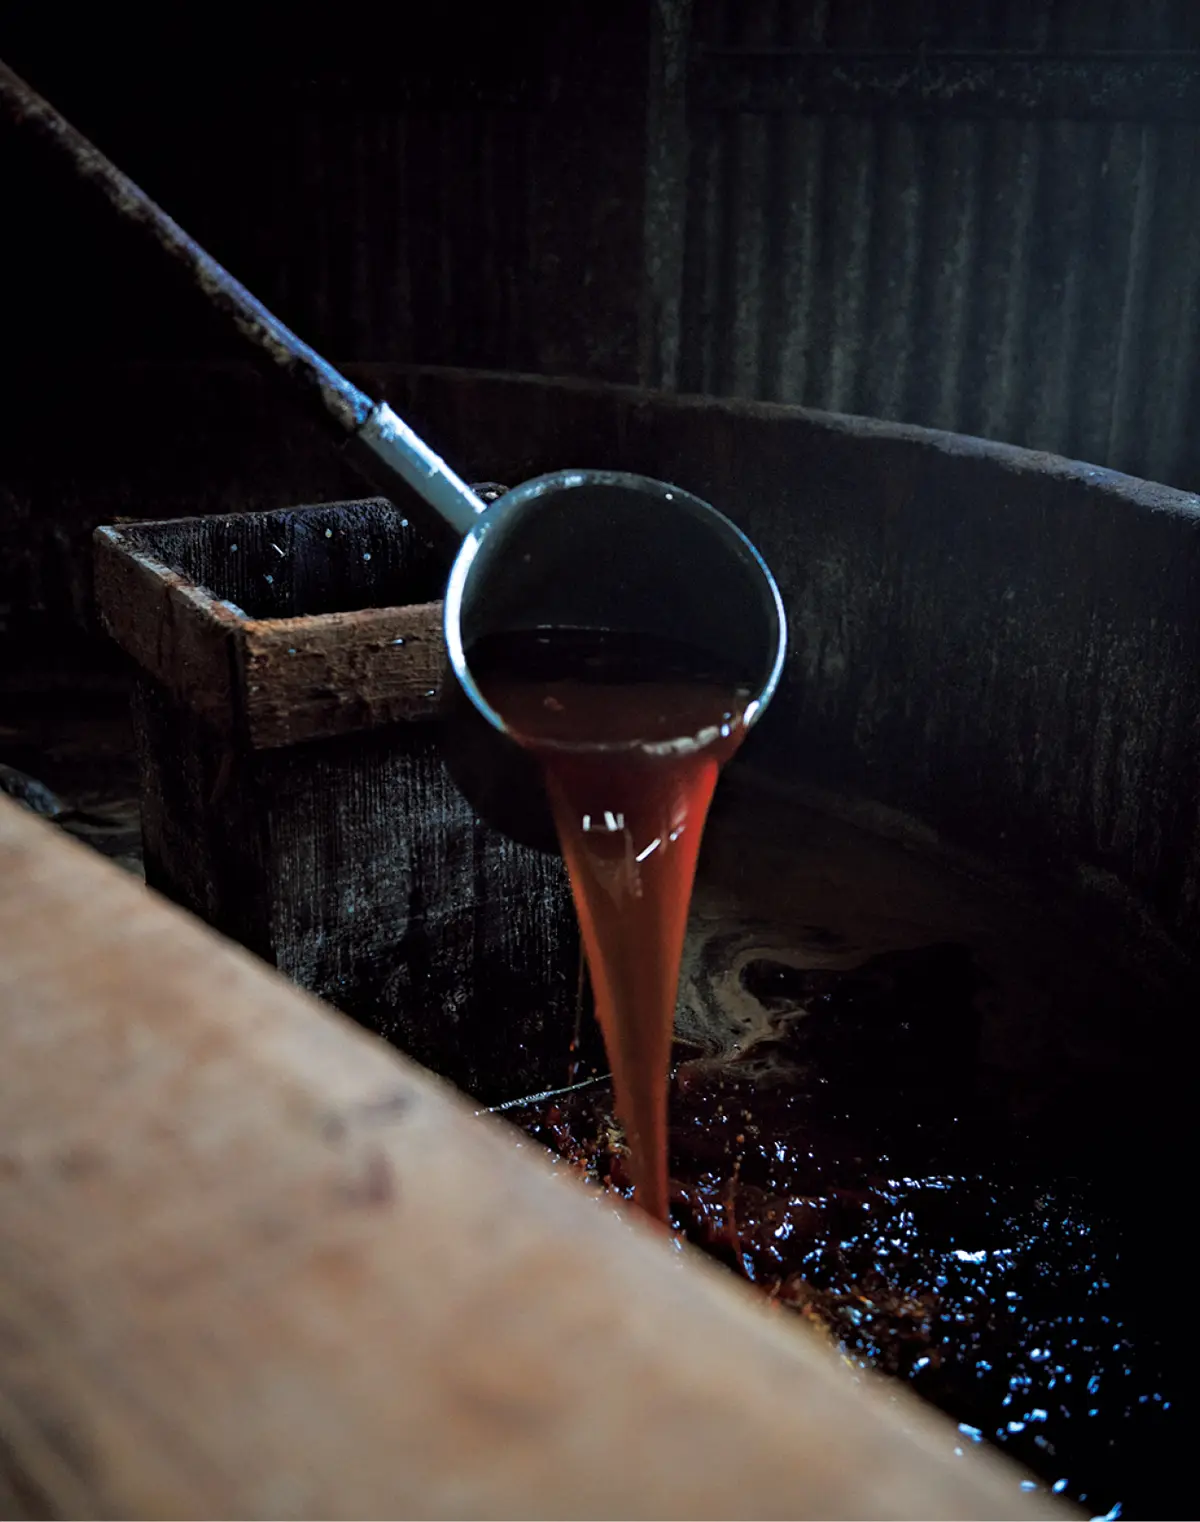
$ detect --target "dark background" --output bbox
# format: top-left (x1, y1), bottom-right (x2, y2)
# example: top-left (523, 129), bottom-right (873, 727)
top-left (4, 0), bottom-right (1200, 672)
top-left (0, 4), bottom-right (647, 374)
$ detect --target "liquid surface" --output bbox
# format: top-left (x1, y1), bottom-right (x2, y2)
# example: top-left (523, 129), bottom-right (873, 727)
top-left (503, 781), bottom-right (1190, 1520)
top-left (472, 628), bottom-right (753, 1220)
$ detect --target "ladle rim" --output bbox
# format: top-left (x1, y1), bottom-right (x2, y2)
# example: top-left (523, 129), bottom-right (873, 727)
top-left (443, 469), bottom-right (789, 744)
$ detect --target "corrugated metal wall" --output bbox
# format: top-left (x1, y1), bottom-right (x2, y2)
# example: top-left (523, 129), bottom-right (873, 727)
top-left (663, 0), bottom-right (1200, 489)
top-left (7, 2), bottom-right (1200, 493)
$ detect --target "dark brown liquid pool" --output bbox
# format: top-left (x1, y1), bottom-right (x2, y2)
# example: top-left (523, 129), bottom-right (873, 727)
top-left (499, 778), bottom-right (1189, 1522)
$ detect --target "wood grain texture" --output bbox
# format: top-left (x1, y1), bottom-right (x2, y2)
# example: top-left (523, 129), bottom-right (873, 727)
top-left (92, 527), bottom-right (243, 734)
top-left (95, 496), bottom-right (584, 1101)
top-left (94, 499), bottom-right (450, 750)
top-left (240, 601), bottom-right (443, 749)
top-left (129, 675), bottom-right (585, 1106)
top-left (260, 722), bottom-right (586, 1102)
top-left (130, 676), bottom-right (274, 960)
top-left (0, 795), bottom-right (1069, 1521)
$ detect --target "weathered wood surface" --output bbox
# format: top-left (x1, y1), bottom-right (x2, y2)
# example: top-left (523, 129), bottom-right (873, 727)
top-left (0, 794), bottom-right (1067, 1521)
top-left (94, 500), bottom-right (451, 749)
top-left (91, 531), bottom-right (244, 734)
top-left (126, 676), bottom-right (586, 1105)
top-left (240, 600), bottom-right (444, 748)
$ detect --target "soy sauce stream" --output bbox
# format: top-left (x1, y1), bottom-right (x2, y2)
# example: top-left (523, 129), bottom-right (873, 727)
top-left (472, 628), bottom-right (754, 1221)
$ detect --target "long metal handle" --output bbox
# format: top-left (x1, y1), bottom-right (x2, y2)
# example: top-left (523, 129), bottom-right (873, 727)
top-left (0, 57), bottom-right (484, 541)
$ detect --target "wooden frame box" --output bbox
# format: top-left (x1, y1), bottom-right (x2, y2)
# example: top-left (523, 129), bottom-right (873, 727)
top-left (94, 497), bottom-right (585, 1104)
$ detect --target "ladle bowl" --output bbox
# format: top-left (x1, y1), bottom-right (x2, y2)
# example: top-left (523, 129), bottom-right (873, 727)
top-left (440, 470), bottom-right (789, 850)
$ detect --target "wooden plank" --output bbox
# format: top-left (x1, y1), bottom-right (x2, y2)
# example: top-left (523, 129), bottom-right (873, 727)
top-left (240, 601), bottom-right (444, 749)
top-left (130, 676), bottom-right (275, 961)
top-left (92, 525), bottom-right (244, 733)
top-left (257, 720), bottom-right (584, 1103)
top-left (95, 502), bottom-right (451, 749)
top-left (0, 796), bottom-right (1067, 1521)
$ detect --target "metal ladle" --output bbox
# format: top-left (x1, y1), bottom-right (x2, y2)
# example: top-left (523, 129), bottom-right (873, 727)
top-left (0, 59), bottom-right (787, 852)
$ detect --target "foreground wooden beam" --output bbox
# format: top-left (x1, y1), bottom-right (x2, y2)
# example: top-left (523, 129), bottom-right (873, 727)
top-left (0, 796), bottom-right (1066, 1520)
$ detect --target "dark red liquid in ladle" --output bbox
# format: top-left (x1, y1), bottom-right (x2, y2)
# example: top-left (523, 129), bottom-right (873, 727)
top-left (471, 628), bottom-right (753, 1222)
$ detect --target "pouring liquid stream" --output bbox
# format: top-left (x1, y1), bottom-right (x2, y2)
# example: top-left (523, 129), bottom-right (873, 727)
top-left (472, 628), bottom-right (753, 1222)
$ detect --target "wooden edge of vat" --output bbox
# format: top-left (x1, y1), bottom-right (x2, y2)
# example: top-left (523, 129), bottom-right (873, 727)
top-left (0, 796), bottom-right (1074, 1521)
top-left (239, 601), bottom-right (445, 749)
